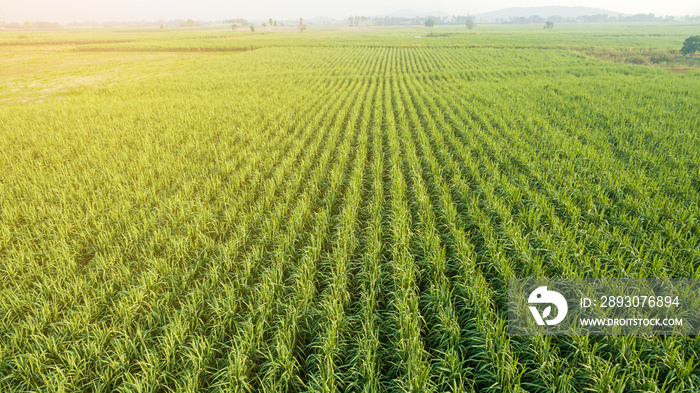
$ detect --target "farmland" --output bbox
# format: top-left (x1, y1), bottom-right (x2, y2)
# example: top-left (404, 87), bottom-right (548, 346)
top-left (1, 24), bottom-right (700, 391)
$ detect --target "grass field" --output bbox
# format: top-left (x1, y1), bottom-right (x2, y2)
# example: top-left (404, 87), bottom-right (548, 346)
top-left (1, 24), bottom-right (700, 392)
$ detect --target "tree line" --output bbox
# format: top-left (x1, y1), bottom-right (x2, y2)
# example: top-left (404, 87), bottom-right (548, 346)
top-left (500, 13), bottom-right (699, 24)
top-left (364, 15), bottom-right (477, 26)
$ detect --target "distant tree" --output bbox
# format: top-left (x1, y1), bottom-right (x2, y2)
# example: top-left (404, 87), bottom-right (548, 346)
top-left (425, 18), bottom-right (435, 34)
top-left (348, 15), bottom-right (354, 26)
top-left (187, 19), bottom-right (194, 26)
top-left (544, 21), bottom-right (554, 29)
top-left (262, 23), bottom-right (267, 28)
top-left (224, 18), bottom-right (250, 26)
top-left (273, 21), bottom-right (278, 27)
top-left (250, 24), bottom-right (255, 32)
top-left (231, 24), bottom-right (238, 31)
top-left (299, 18), bottom-right (305, 32)
top-left (160, 24), bottom-right (165, 29)
top-left (680, 36), bottom-right (700, 56)
top-left (269, 18), bottom-right (273, 27)
top-left (466, 16), bottom-right (476, 30)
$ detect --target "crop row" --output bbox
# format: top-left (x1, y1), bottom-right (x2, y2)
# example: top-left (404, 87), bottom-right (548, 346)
top-left (1, 44), bottom-right (699, 391)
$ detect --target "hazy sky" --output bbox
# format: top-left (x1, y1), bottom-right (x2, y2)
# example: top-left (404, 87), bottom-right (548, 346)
top-left (2, 0), bottom-right (697, 23)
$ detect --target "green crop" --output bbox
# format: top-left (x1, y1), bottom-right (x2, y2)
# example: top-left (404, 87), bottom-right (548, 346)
top-left (1, 24), bottom-right (699, 392)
